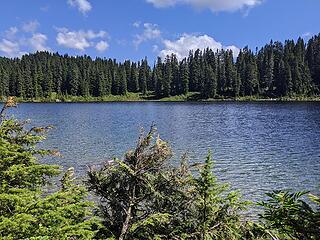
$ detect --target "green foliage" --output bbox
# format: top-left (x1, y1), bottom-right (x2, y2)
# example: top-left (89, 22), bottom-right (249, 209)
top-left (190, 151), bottom-right (250, 239)
top-left (87, 130), bottom-right (254, 239)
top-left (87, 126), bottom-right (173, 239)
top-left (259, 190), bottom-right (320, 239)
top-left (0, 99), bottom-right (101, 239)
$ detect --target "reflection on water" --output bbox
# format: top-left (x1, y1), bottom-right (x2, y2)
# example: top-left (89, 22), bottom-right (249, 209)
top-left (8, 102), bottom-right (320, 203)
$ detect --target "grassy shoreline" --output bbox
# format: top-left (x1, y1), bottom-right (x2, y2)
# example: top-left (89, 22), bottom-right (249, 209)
top-left (1, 92), bottom-right (320, 103)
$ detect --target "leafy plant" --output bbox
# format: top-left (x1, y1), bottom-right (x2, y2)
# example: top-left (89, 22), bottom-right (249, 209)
top-left (259, 190), bottom-right (320, 239)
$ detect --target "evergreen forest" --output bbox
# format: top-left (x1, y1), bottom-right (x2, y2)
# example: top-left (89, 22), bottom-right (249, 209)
top-left (1, 34), bottom-right (320, 101)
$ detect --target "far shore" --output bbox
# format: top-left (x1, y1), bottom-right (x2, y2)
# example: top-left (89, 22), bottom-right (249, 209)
top-left (1, 93), bottom-right (320, 103)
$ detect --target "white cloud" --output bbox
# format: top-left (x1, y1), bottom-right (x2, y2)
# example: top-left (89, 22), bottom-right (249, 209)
top-left (152, 44), bottom-right (159, 52)
top-left (0, 24), bottom-right (50, 57)
top-left (302, 32), bottom-right (313, 40)
top-left (133, 21), bottom-right (141, 28)
top-left (146, 0), bottom-right (262, 12)
top-left (68, 0), bottom-right (92, 14)
top-left (96, 41), bottom-right (109, 52)
top-left (225, 45), bottom-right (240, 57)
top-left (29, 33), bottom-right (50, 51)
top-left (85, 30), bottom-right (107, 39)
top-left (133, 23), bottom-right (161, 48)
top-left (0, 39), bottom-right (26, 58)
top-left (5, 27), bottom-right (18, 40)
top-left (56, 28), bottom-right (108, 51)
top-left (22, 20), bottom-right (40, 33)
top-left (146, 0), bottom-right (177, 7)
top-left (159, 34), bottom-right (239, 60)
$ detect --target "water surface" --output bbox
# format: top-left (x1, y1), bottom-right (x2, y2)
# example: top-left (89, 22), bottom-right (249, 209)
top-left (7, 102), bottom-right (320, 203)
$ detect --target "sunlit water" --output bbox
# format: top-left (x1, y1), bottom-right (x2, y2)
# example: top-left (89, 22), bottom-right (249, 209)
top-left (7, 102), bottom-right (320, 204)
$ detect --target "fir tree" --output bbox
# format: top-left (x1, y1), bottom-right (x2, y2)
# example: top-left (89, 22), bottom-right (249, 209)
top-left (0, 98), bottom-right (102, 239)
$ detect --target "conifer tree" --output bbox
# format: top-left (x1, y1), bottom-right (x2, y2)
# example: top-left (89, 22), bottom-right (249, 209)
top-left (129, 62), bottom-right (139, 92)
top-left (138, 59), bottom-right (148, 95)
top-left (202, 64), bottom-right (217, 99)
top-left (68, 63), bottom-right (79, 96)
top-left (0, 98), bottom-right (101, 239)
top-left (163, 55), bottom-right (173, 97)
top-left (180, 59), bottom-right (189, 95)
top-left (119, 65), bottom-right (127, 95)
top-left (154, 57), bottom-right (164, 98)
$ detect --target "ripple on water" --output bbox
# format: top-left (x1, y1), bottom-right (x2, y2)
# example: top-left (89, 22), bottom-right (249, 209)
top-left (7, 102), bottom-right (320, 205)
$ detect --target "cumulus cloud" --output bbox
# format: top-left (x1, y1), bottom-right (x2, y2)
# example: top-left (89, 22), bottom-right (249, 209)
top-left (146, 0), bottom-right (262, 12)
top-left (96, 41), bottom-right (109, 52)
top-left (225, 45), bottom-right (240, 57)
top-left (68, 0), bottom-right (92, 14)
top-left (0, 24), bottom-right (50, 57)
top-left (159, 34), bottom-right (239, 60)
top-left (22, 20), bottom-right (40, 33)
top-left (0, 39), bottom-right (21, 57)
top-left (56, 28), bottom-right (108, 52)
top-left (29, 33), bottom-right (50, 51)
top-left (133, 23), bottom-right (161, 48)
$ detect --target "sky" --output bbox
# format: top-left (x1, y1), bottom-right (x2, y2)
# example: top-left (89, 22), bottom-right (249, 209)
top-left (0, 0), bottom-right (319, 62)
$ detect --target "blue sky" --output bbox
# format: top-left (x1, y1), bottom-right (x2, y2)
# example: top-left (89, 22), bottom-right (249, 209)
top-left (0, 0), bottom-right (319, 62)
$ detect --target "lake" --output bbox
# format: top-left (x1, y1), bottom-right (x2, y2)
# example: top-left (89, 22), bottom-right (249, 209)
top-left (7, 102), bottom-right (320, 203)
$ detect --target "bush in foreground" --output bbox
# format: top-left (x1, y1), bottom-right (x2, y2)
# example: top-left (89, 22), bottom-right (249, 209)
top-left (87, 126), bottom-right (256, 239)
top-left (0, 98), bottom-right (101, 239)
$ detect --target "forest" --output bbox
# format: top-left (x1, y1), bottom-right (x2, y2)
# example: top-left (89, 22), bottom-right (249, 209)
top-left (0, 34), bottom-right (320, 101)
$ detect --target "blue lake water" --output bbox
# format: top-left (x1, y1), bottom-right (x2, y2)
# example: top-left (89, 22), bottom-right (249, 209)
top-left (7, 102), bottom-right (320, 203)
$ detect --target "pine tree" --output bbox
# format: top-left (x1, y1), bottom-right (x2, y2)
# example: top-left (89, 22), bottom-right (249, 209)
top-left (68, 63), bottom-right (79, 96)
top-left (0, 68), bottom-right (9, 97)
top-left (192, 151), bottom-right (249, 239)
top-left (225, 50), bottom-right (236, 96)
top-left (217, 51), bottom-right (226, 96)
top-left (97, 68), bottom-right (107, 97)
top-left (154, 57), bottom-right (164, 98)
top-left (0, 99), bottom-right (102, 239)
top-left (170, 54), bottom-right (180, 95)
top-left (189, 50), bottom-right (201, 92)
top-left (180, 59), bottom-right (189, 95)
top-left (87, 127), bottom-right (173, 240)
top-left (111, 63), bottom-right (120, 95)
top-left (129, 62), bottom-right (139, 92)
top-left (119, 65), bottom-right (127, 95)
top-left (138, 58), bottom-right (148, 95)
top-left (202, 64), bottom-right (217, 99)
top-left (163, 55), bottom-right (172, 97)
top-left (16, 67), bottom-right (25, 98)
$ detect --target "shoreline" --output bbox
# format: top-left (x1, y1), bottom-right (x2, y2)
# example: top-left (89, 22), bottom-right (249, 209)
top-left (2, 97), bottom-right (320, 103)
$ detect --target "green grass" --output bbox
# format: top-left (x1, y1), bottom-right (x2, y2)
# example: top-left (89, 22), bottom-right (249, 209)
top-left (2, 92), bottom-right (320, 103)
top-left (12, 92), bottom-right (145, 103)
top-left (235, 95), bottom-right (320, 102)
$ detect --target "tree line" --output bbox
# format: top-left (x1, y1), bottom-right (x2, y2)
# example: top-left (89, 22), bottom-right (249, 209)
top-left (0, 34), bottom-right (320, 100)
top-left (0, 98), bottom-right (319, 239)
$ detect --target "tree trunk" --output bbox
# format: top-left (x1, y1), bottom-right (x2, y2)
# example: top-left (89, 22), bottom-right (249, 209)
top-left (119, 185), bottom-right (136, 240)
top-left (119, 204), bottom-right (132, 240)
